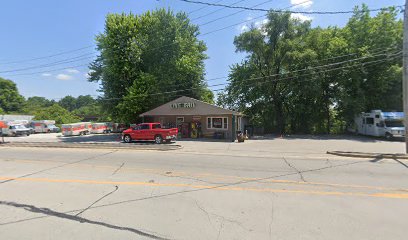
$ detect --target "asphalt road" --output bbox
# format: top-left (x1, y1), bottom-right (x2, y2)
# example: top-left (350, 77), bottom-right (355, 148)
top-left (0, 146), bottom-right (407, 240)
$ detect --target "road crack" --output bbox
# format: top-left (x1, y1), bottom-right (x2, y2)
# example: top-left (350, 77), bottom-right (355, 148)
top-left (0, 150), bottom-right (118, 185)
top-left (283, 157), bottom-right (306, 182)
top-left (112, 163), bottom-right (125, 175)
top-left (75, 186), bottom-right (119, 217)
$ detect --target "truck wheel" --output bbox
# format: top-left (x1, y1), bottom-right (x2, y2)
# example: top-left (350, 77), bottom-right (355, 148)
top-left (123, 135), bottom-right (132, 143)
top-left (385, 132), bottom-right (393, 140)
top-left (155, 135), bottom-right (163, 144)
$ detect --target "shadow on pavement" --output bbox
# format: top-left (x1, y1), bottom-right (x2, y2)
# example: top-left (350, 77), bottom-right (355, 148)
top-left (59, 134), bottom-right (121, 143)
top-left (0, 201), bottom-right (170, 240)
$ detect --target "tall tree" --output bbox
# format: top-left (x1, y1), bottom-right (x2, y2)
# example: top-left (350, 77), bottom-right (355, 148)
top-left (89, 9), bottom-right (211, 123)
top-left (0, 77), bottom-right (25, 113)
top-left (219, 6), bottom-right (402, 134)
top-left (34, 104), bottom-right (81, 124)
top-left (58, 95), bottom-right (77, 112)
top-left (222, 12), bottom-right (312, 133)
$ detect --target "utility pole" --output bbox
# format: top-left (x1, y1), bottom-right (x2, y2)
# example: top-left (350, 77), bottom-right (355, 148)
top-left (404, 0), bottom-right (408, 153)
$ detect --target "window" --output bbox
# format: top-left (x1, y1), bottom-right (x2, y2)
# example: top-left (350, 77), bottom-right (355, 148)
top-left (140, 124), bottom-right (150, 130)
top-left (152, 124), bottom-right (161, 129)
top-left (375, 115), bottom-right (380, 118)
top-left (365, 117), bottom-right (374, 125)
top-left (207, 117), bottom-right (228, 129)
top-left (176, 117), bottom-right (184, 124)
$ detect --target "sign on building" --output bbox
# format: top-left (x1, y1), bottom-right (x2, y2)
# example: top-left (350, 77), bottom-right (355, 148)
top-left (171, 102), bottom-right (196, 109)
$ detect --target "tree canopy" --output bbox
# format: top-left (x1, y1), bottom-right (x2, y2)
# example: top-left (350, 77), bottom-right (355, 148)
top-left (0, 77), bottom-right (25, 113)
top-left (218, 5), bottom-right (402, 134)
top-left (89, 9), bottom-right (212, 123)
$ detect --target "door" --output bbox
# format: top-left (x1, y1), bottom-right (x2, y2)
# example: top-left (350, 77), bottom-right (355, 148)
top-left (365, 117), bottom-right (375, 136)
top-left (138, 124), bottom-right (151, 140)
top-left (130, 125), bottom-right (141, 140)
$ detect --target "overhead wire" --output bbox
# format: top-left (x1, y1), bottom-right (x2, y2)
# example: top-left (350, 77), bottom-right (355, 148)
top-left (0, 45), bottom-right (94, 65)
top-left (188, 0), bottom-right (226, 14)
top-left (179, 0), bottom-right (403, 14)
top-left (87, 50), bottom-right (401, 101)
top-left (191, 0), bottom-right (247, 21)
top-left (199, 0), bottom-right (275, 26)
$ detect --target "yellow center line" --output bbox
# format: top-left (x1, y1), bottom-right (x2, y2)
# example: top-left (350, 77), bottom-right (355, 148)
top-left (0, 176), bottom-right (407, 199)
top-left (2, 158), bottom-right (408, 192)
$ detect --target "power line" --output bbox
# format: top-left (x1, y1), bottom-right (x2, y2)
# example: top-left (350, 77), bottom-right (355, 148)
top-left (0, 1), bottom-right (309, 71)
top-left (4, 64), bottom-right (90, 77)
top-left (0, 53), bottom-right (95, 74)
top-left (44, 54), bottom-right (400, 102)
top-left (179, 0), bottom-right (403, 14)
top-left (91, 52), bottom-right (401, 101)
top-left (191, 0), bottom-right (247, 21)
top-left (188, 0), bottom-right (225, 14)
top-left (0, 45), bottom-right (94, 65)
top-left (199, 0), bottom-right (274, 26)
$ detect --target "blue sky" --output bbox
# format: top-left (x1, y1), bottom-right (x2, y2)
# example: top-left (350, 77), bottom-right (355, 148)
top-left (0, 0), bottom-right (404, 100)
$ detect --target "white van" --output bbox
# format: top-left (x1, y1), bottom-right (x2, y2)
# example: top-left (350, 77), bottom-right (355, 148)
top-left (352, 110), bottom-right (404, 140)
top-left (30, 120), bottom-right (60, 133)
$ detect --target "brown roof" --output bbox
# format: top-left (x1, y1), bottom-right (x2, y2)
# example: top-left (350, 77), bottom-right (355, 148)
top-left (140, 96), bottom-right (242, 117)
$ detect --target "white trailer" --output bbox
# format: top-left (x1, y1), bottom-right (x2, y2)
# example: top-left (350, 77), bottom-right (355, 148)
top-left (353, 110), bottom-right (404, 140)
top-left (30, 120), bottom-right (59, 133)
top-left (61, 122), bottom-right (92, 136)
top-left (91, 123), bottom-right (110, 134)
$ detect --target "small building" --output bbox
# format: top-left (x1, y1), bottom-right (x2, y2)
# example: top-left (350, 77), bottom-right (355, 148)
top-left (0, 115), bottom-right (34, 121)
top-left (139, 96), bottom-right (243, 140)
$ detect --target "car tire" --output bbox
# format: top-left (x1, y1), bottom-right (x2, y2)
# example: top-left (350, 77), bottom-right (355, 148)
top-left (123, 134), bottom-right (132, 143)
top-left (155, 135), bottom-right (163, 144)
top-left (385, 132), bottom-right (393, 140)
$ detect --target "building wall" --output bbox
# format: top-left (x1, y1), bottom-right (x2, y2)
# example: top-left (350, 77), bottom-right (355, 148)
top-left (150, 114), bottom-right (237, 139)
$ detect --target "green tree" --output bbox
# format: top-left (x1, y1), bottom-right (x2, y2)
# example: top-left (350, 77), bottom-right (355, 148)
top-left (337, 5), bottom-right (403, 123)
top-left (58, 95), bottom-right (77, 111)
top-left (22, 96), bottom-right (55, 114)
top-left (0, 77), bottom-right (25, 113)
top-left (219, 6), bottom-right (402, 134)
top-left (34, 104), bottom-right (81, 124)
top-left (89, 9), bottom-right (211, 122)
top-left (76, 95), bottom-right (96, 109)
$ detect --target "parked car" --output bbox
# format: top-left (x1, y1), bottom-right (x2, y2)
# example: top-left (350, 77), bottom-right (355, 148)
top-left (122, 123), bottom-right (178, 144)
top-left (6, 124), bottom-right (31, 136)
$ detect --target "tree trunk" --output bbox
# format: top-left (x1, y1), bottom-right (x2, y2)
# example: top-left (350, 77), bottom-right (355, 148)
top-left (274, 100), bottom-right (285, 134)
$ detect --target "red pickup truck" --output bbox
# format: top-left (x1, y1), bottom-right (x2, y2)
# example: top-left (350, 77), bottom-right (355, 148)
top-left (122, 123), bottom-right (178, 144)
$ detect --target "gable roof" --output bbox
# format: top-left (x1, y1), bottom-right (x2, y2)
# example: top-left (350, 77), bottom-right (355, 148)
top-left (140, 96), bottom-right (242, 117)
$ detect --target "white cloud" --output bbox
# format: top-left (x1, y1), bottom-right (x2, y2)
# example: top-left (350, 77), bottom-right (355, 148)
top-left (254, 19), bottom-right (269, 29)
top-left (291, 13), bottom-right (313, 22)
top-left (84, 70), bottom-right (95, 79)
top-left (240, 24), bottom-right (249, 33)
top-left (56, 73), bottom-right (73, 80)
top-left (41, 73), bottom-right (52, 77)
top-left (291, 0), bottom-right (313, 9)
top-left (65, 68), bottom-right (80, 74)
top-left (238, 18), bottom-right (269, 33)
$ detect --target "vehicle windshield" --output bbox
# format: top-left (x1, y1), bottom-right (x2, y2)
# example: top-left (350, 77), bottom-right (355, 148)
top-left (13, 125), bottom-right (25, 129)
top-left (385, 120), bottom-right (404, 128)
top-left (47, 124), bottom-right (57, 128)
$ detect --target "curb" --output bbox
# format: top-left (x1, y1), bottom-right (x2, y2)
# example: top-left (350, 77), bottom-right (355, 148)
top-left (0, 142), bottom-right (182, 151)
top-left (327, 151), bottom-right (408, 159)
